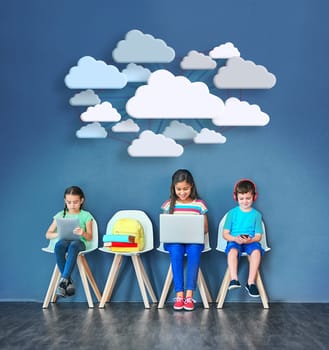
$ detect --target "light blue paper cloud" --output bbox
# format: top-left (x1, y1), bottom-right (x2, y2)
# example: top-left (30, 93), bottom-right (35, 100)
top-left (76, 122), bottom-right (108, 138)
top-left (65, 56), bottom-right (127, 89)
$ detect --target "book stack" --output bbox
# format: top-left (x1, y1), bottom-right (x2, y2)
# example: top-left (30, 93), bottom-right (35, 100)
top-left (103, 233), bottom-right (138, 250)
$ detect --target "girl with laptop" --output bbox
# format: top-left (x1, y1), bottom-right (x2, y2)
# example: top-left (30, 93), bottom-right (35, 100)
top-left (161, 169), bottom-right (208, 311)
top-left (45, 186), bottom-right (94, 298)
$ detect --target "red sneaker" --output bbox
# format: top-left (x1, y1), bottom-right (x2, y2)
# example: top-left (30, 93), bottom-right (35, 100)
top-left (184, 297), bottom-right (195, 311)
top-left (173, 296), bottom-right (184, 310)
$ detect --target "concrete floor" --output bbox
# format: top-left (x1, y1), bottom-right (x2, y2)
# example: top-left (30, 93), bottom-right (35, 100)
top-left (0, 302), bottom-right (328, 349)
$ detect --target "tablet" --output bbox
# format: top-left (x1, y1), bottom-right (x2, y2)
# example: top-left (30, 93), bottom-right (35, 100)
top-left (56, 217), bottom-right (81, 240)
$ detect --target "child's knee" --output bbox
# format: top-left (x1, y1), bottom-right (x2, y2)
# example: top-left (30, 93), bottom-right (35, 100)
top-left (228, 248), bottom-right (239, 257)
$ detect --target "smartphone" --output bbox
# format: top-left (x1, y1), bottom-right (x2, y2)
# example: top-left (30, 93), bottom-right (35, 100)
top-left (240, 234), bottom-right (250, 239)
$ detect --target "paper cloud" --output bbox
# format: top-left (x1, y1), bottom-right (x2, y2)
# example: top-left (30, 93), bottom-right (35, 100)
top-left (209, 42), bottom-right (240, 59)
top-left (193, 128), bottom-right (227, 144)
top-left (64, 56), bottom-right (127, 89)
top-left (180, 50), bottom-right (217, 70)
top-left (80, 102), bottom-right (121, 122)
top-left (76, 122), bottom-right (108, 138)
top-left (112, 119), bottom-right (140, 133)
top-left (212, 97), bottom-right (270, 126)
top-left (122, 63), bottom-right (151, 82)
top-left (69, 89), bottom-right (101, 106)
top-left (126, 69), bottom-right (224, 119)
top-left (214, 57), bottom-right (276, 89)
top-left (128, 130), bottom-right (184, 157)
top-left (162, 120), bottom-right (197, 140)
top-left (112, 29), bottom-right (175, 63)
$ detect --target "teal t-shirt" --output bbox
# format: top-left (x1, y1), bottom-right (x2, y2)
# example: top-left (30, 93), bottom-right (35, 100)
top-left (223, 207), bottom-right (263, 237)
top-left (54, 209), bottom-right (94, 245)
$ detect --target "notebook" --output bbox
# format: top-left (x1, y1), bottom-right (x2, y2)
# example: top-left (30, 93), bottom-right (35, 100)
top-left (56, 217), bottom-right (81, 240)
top-left (159, 214), bottom-right (205, 244)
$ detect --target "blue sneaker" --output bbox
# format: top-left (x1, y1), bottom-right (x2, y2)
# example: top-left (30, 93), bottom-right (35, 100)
top-left (228, 279), bottom-right (241, 290)
top-left (245, 283), bottom-right (260, 297)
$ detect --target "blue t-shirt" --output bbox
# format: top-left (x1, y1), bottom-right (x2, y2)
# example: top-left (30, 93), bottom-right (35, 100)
top-left (223, 206), bottom-right (263, 238)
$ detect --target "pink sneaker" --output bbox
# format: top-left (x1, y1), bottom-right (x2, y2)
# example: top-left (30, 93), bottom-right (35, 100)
top-left (184, 297), bottom-right (195, 311)
top-left (173, 296), bottom-right (184, 310)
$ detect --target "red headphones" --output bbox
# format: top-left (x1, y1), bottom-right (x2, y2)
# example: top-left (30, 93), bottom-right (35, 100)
top-left (233, 178), bottom-right (258, 201)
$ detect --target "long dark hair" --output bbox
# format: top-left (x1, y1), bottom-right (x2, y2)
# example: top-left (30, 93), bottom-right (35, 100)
top-left (63, 186), bottom-right (85, 217)
top-left (169, 169), bottom-right (199, 214)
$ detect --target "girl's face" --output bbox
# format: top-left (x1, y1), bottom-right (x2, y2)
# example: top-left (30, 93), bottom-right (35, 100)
top-left (64, 194), bottom-right (84, 214)
top-left (237, 191), bottom-right (254, 211)
top-left (174, 180), bottom-right (193, 203)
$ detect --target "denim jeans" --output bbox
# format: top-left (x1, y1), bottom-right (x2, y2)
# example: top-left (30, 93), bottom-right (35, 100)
top-left (164, 243), bottom-right (204, 292)
top-left (54, 239), bottom-right (86, 279)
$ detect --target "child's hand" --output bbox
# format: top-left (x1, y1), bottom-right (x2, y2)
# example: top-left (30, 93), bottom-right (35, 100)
top-left (73, 227), bottom-right (84, 236)
top-left (237, 235), bottom-right (252, 244)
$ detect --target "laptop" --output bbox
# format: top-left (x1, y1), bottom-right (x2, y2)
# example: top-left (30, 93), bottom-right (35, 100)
top-left (56, 217), bottom-right (81, 240)
top-left (159, 214), bottom-right (205, 244)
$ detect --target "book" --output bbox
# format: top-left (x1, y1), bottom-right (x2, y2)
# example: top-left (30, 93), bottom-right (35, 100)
top-left (104, 242), bottom-right (138, 248)
top-left (103, 234), bottom-right (135, 243)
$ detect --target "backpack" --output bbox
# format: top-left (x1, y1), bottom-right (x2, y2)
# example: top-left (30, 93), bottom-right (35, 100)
top-left (103, 218), bottom-right (145, 252)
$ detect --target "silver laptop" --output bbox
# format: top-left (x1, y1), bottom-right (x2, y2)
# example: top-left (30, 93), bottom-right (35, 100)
top-left (159, 214), bottom-right (204, 244)
top-left (56, 217), bottom-right (81, 240)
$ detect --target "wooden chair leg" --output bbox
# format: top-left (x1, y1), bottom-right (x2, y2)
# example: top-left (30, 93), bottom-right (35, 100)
top-left (79, 255), bottom-right (102, 302)
top-left (197, 270), bottom-right (209, 309)
top-left (43, 265), bottom-right (60, 308)
top-left (256, 271), bottom-right (269, 309)
top-left (77, 256), bottom-right (94, 308)
top-left (216, 268), bottom-right (231, 308)
top-left (131, 255), bottom-right (150, 309)
top-left (198, 268), bottom-right (212, 302)
top-left (135, 255), bottom-right (157, 303)
top-left (158, 264), bottom-right (173, 309)
top-left (99, 254), bottom-right (123, 308)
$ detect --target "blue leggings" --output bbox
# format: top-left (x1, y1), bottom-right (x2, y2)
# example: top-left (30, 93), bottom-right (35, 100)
top-left (164, 243), bottom-right (204, 293)
top-left (54, 239), bottom-right (86, 279)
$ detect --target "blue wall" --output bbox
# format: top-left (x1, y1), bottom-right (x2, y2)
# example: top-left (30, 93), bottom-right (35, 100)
top-left (1, 0), bottom-right (328, 303)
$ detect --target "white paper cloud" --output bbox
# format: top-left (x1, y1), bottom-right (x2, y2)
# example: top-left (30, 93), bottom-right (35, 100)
top-left (180, 50), bottom-right (217, 70)
top-left (76, 122), bottom-right (108, 138)
top-left (126, 69), bottom-right (224, 119)
top-left (162, 120), bottom-right (197, 140)
top-left (64, 56), bottom-right (127, 89)
top-left (122, 63), bottom-right (151, 82)
top-left (112, 119), bottom-right (140, 133)
top-left (128, 130), bottom-right (183, 157)
top-left (212, 97), bottom-right (270, 126)
top-left (193, 128), bottom-right (227, 144)
top-left (80, 102), bottom-right (121, 122)
top-left (69, 89), bottom-right (101, 106)
top-left (112, 29), bottom-right (175, 63)
top-left (213, 57), bottom-right (276, 89)
top-left (209, 42), bottom-right (240, 59)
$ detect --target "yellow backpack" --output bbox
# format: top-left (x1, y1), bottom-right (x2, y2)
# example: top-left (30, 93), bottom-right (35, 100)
top-left (103, 218), bottom-right (145, 252)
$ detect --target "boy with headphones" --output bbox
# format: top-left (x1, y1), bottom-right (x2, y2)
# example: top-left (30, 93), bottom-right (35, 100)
top-left (222, 179), bottom-right (265, 297)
